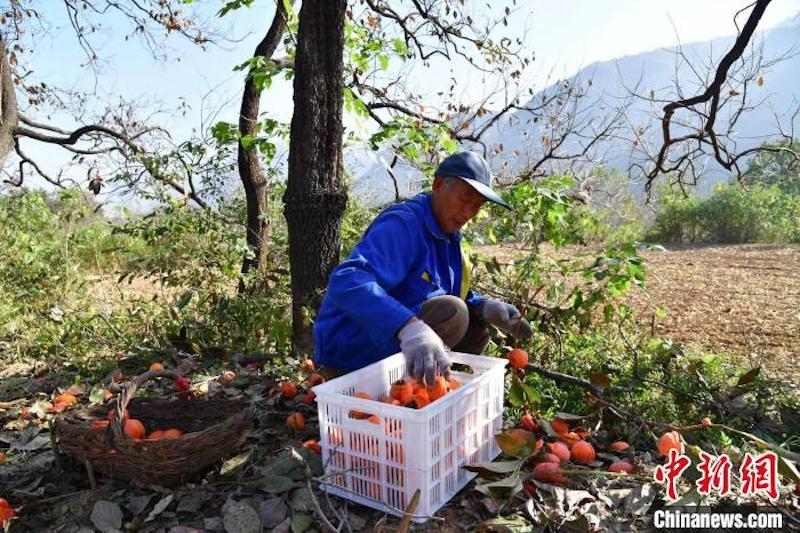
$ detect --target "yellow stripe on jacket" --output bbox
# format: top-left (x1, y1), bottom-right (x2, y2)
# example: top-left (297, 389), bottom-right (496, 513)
top-left (460, 252), bottom-right (472, 299)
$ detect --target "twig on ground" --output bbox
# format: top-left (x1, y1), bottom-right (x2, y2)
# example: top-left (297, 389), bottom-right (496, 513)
top-left (288, 447), bottom-right (343, 533)
top-left (84, 459), bottom-right (97, 491)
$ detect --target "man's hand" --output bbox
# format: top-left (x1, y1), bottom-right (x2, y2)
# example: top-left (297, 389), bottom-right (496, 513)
top-left (397, 317), bottom-right (450, 385)
top-left (481, 300), bottom-right (533, 340)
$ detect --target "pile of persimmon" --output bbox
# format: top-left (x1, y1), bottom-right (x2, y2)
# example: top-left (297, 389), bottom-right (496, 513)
top-left (0, 498), bottom-right (15, 524)
top-left (90, 408), bottom-right (183, 441)
top-left (388, 375), bottom-right (461, 409)
top-left (276, 358), bottom-right (325, 407)
top-left (343, 375), bottom-right (462, 420)
top-left (519, 415), bottom-right (638, 484)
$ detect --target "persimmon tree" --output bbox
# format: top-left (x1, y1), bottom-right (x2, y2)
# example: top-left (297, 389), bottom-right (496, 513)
top-left (628, 0), bottom-right (799, 195)
top-left (0, 1), bottom-right (237, 206)
top-left (230, 0), bottom-right (627, 350)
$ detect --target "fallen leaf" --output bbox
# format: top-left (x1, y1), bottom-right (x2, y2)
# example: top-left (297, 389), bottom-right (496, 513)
top-left (145, 494), bottom-right (173, 522)
top-left (258, 474), bottom-right (300, 494)
top-left (91, 501), bottom-right (123, 533)
top-left (290, 512), bottom-right (313, 533)
top-left (222, 500), bottom-right (261, 533)
top-left (259, 498), bottom-right (288, 529)
top-left (220, 450), bottom-right (252, 476)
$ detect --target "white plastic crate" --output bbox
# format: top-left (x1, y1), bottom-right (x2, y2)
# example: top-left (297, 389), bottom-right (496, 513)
top-left (312, 351), bottom-right (506, 523)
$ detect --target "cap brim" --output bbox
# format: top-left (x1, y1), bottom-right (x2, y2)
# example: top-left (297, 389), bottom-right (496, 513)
top-left (452, 176), bottom-right (511, 210)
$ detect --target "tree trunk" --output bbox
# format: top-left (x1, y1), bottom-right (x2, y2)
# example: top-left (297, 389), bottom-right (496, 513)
top-left (238, 2), bottom-right (292, 293)
top-left (0, 38), bottom-right (19, 167)
top-left (284, 0), bottom-right (347, 354)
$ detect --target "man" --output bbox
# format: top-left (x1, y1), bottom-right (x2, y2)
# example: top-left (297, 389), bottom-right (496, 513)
top-left (314, 151), bottom-right (532, 384)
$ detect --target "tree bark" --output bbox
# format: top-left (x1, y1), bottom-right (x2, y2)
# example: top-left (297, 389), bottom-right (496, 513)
top-left (0, 38), bottom-right (19, 167)
top-left (238, 2), bottom-right (292, 293)
top-left (284, 0), bottom-right (348, 354)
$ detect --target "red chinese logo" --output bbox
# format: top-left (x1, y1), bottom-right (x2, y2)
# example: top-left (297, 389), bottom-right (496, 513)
top-left (740, 451), bottom-right (779, 500)
top-left (654, 448), bottom-right (691, 501)
top-left (696, 451), bottom-right (732, 496)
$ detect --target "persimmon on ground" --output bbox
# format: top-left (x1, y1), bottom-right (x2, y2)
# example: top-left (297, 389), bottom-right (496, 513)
top-left (147, 429), bottom-right (166, 440)
top-left (280, 381), bottom-right (298, 398)
top-left (547, 441), bottom-right (570, 463)
top-left (609, 441), bottom-right (630, 451)
top-left (303, 439), bottom-right (321, 454)
top-left (286, 412), bottom-right (305, 431)
top-left (520, 413), bottom-right (538, 432)
top-left (571, 440), bottom-right (596, 464)
top-left (507, 348), bottom-right (528, 369)
top-left (299, 392), bottom-right (316, 405)
top-left (149, 362), bottom-right (164, 371)
top-left (550, 418), bottom-right (570, 435)
top-left (560, 431), bottom-right (580, 446)
top-left (608, 461), bottom-right (634, 474)
top-left (90, 420), bottom-right (110, 430)
top-left (0, 502), bottom-right (15, 523)
top-left (657, 431), bottom-right (683, 456)
top-left (532, 462), bottom-right (566, 484)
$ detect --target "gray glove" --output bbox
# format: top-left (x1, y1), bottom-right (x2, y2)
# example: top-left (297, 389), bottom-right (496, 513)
top-left (397, 318), bottom-right (451, 385)
top-left (481, 300), bottom-right (533, 340)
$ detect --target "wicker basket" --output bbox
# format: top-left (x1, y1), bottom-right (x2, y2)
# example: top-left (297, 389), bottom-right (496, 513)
top-left (57, 370), bottom-right (254, 487)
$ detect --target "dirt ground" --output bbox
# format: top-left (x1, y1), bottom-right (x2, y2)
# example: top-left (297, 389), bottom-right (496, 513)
top-left (477, 243), bottom-right (800, 392)
top-left (624, 244), bottom-right (800, 389)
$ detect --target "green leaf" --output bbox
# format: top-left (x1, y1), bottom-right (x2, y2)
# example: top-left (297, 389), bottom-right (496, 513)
top-left (507, 379), bottom-right (525, 407)
top-left (522, 383), bottom-right (541, 405)
top-left (538, 419), bottom-right (561, 439)
top-left (495, 429), bottom-right (539, 458)
top-left (391, 38), bottom-right (409, 56)
top-left (89, 386), bottom-right (107, 405)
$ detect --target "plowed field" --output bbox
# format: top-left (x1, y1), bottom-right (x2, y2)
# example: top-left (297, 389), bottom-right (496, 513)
top-left (477, 244), bottom-right (800, 391)
top-left (624, 244), bottom-right (799, 389)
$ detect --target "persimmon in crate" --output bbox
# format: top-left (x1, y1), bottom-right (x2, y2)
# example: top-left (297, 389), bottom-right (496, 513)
top-left (312, 351), bottom-right (506, 523)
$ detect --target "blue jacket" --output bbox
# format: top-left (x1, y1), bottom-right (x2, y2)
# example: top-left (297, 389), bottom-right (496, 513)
top-left (313, 193), bottom-right (485, 370)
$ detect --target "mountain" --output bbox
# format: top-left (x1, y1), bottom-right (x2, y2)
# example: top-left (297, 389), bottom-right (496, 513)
top-left (350, 14), bottom-right (800, 206)
top-left (483, 13), bottom-right (800, 197)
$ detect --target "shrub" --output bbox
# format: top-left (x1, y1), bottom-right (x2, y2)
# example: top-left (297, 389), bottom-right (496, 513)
top-left (647, 183), bottom-right (800, 244)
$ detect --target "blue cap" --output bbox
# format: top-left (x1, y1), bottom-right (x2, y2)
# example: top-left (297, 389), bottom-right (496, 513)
top-left (435, 151), bottom-right (510, 210)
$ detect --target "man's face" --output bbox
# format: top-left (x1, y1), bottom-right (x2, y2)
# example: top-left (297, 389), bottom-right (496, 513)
top-left (431, 177), bottom-right (487, 234)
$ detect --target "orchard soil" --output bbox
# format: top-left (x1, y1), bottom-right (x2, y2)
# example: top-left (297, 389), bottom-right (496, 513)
top-left (477, 243), bottom-right (800, 393)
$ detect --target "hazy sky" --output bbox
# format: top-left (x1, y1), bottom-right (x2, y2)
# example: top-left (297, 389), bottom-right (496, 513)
top-left (30, 0), bottom-right (800, 122)
top-left (16, 0), bottom-right (800, 194)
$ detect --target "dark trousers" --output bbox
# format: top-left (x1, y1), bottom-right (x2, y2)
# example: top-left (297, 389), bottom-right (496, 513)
top-left (320, 295), bottom-right (489, 380)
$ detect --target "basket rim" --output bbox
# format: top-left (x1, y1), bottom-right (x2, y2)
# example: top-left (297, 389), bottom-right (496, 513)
top-left (311, 351), bottom-right (506, 421)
